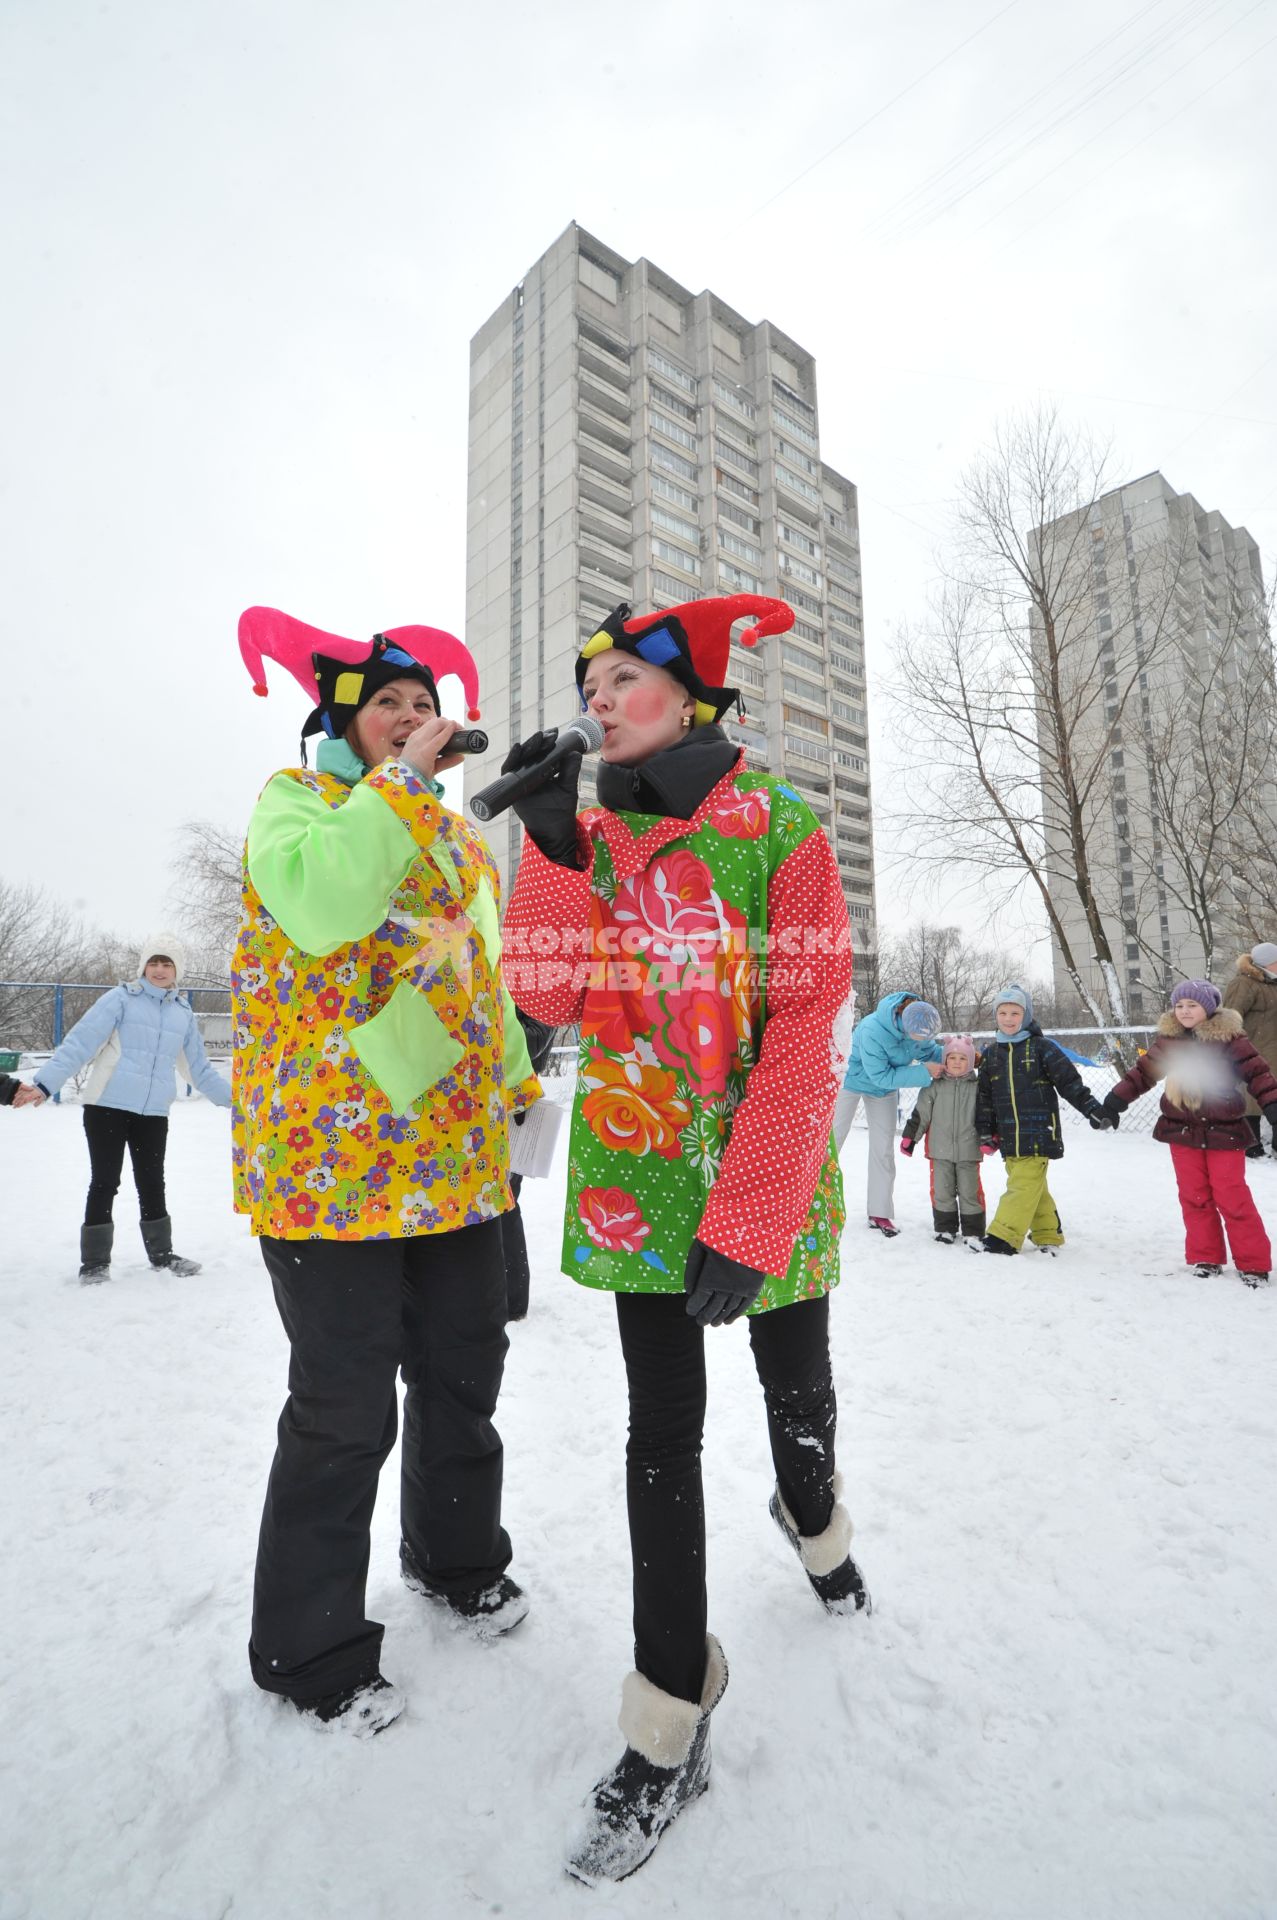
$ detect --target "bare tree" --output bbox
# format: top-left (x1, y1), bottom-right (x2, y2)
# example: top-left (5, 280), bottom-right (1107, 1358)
top-left (889, 409), bottom-right (1193, 1037)
top-left (0, 880), bottom-right (136, 1048)
top-left (169, 819), bottom-right (244, 968)
top-left (875, 922), bottom-right (1017, 1029)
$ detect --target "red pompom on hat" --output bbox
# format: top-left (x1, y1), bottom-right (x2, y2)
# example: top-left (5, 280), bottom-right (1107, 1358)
top-left (238, 606), bottom-right (481, 740)
top-left (576, 594), bottom-right (793, 723)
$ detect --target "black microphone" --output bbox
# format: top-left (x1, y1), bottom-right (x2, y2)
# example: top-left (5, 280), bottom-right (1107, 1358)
top-left (469, 717), bottom-right (605, 823)
top-left (447, 726), bottom-right (489, 755)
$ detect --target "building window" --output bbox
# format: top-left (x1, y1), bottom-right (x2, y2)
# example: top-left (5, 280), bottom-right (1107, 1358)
top-left (651, 411), bottom-right (697, 451)
top-left (719, 499), bottom-right (761, 536)
top-left (780, 521), bottom-right (820, 558)
top-left (718, 470), bottom-right (759, 506)
top-left (651, 471), bottom-right (698, 513)
top-left (648, 347), bottom-right (696, 393)
top-left (719, 559), bottom-right (761, 593)
top-left (715, 440), bottom-right (759, 479)
top-left (718, 527), bottom-right (763, 566)
top-left (772, 405), bottom-right (817, 448)
top-left (652, 538), bottom-right (700, 577)
top-left (779, 553), bottom-right (822, 589)
top-left (652, 444), bottom-right (697, 482)
top-left (782, 640), bottom-right (825, 673)
top-left (713, 378), bottom-right (756, 419)
top-left (650, 383), bottom-right (697, 423)
top-left (652, 505), bottom-right (699, 545)
top-left (776, 463), bottom-right (820, 504)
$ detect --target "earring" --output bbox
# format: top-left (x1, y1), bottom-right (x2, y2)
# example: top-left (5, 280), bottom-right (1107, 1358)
top-left (681, 713), bottom-right (693, 730)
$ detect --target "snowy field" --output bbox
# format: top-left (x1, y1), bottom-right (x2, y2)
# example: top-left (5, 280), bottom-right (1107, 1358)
top-left (3, 1099), bottom-right (1277, 1920)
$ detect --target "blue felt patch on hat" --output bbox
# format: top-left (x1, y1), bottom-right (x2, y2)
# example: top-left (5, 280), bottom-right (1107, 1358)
top-left (634, 627), bottom-right (681, 668)
top-left (380, 645), bottom-right (416, 669)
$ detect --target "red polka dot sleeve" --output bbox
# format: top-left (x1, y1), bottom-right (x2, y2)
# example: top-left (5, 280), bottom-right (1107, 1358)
top-left (697, 828), bottom-right (853, 1277)
top-left (502, 829), bottom-right (596, 1026)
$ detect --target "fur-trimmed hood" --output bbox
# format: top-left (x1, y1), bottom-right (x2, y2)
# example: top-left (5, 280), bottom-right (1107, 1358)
top-left (1155, 1007), bottom-right (1243, 1042)
top-left (1235, 954), bottom-right (1277, 986)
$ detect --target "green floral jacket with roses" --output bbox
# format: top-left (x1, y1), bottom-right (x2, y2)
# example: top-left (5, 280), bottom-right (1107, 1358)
top-left (504, 751), bottom-right (854, 1312)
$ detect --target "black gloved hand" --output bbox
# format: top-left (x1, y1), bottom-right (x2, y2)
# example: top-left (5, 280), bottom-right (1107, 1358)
top-left (1088, 1100), bottom-right (1119, 1131)
top-left (501, 730), bottom-right (582, 869)
top-left (684, 1238), bottom-right (767, 1327)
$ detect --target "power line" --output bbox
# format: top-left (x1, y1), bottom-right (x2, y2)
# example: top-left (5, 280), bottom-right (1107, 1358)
top-left (746, 0), bottom-right (1025, 222)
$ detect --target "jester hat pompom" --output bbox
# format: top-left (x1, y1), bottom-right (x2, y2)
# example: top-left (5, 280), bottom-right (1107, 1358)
top-left (576, 594), bottom-right (793, 724)
top-left (238, 605), bottom-right (481, 742)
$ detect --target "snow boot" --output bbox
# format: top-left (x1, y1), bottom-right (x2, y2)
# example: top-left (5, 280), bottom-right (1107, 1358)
top-left (769, 1474), bottom-right (872, 1616)
top-left (1239, 1270), bottom-right (1270, 1288)
top-left (297, 1675), bottom-right (405, 1737)
top-left (140, 1216), bottom-right (201, 1277)
top-left (565, 1636), bottom-right (728, 1886)
top-left (400, 1543), bottom-right (529, 1640)
top-left (1192, 1263), bottom-right (1223, 1278)
top-left (868, 1217), bottom-right (900, 1238)
top-left (1033, 1244), bottom-right (1060, 1258)
top-left (79, 1222), bottom-right (113, 1284)
top-left (982, 1233), bottom-right (1018, 1256)
top-left (934, 1230), bottom-right (956, 1245)
top-left (1245, 1143), bottom-right (1265, 1160)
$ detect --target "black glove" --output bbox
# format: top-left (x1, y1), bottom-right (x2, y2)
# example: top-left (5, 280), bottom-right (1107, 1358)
top-left (1088, 1100), bottom-right (1119, 1131)
top-left (684, 1238), bottom-right (766, 1327)
top-left (501, 730), bottom-right (582, 869)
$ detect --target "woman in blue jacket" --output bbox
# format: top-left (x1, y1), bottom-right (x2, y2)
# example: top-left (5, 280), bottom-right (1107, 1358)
top-left (29, 934), bottom-right (231, 1281)
top-left (832, 991), bottom-right (943, 1235)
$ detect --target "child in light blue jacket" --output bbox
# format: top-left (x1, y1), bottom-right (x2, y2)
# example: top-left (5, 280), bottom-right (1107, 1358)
top-left (30, 933), bottom-right (230, 1281)
top-left (832, 991), bottom-right (945, 1236)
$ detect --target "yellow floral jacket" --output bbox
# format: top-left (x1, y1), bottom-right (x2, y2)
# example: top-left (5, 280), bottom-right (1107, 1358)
top-left (232, 752), bottom-right (541, 1241)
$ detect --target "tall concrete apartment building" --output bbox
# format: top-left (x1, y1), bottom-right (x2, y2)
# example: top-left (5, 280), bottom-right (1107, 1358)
top-left (464, 222), bottom-right (876, 957)
top-left (1038, 471), bottom-right (1273, 1016)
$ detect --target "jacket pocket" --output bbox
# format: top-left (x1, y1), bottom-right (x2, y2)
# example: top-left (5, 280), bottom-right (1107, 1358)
top-left (350, 981), bottom-right (463, 1115)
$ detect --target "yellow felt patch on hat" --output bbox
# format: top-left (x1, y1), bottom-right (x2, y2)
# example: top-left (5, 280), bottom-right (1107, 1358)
top-left (579, 630), bottom-right (615, 661)
top-left (693, 699), bottom-right (717, 727)
top-left (334, 671), bottom-right (364, 705)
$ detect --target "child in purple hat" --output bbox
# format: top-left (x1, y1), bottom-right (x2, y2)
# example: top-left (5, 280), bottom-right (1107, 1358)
top-left (1102, 980), bottom-right (1277, 1286)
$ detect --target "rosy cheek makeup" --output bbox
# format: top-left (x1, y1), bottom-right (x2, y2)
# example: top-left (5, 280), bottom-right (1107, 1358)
top-left (624, 686), bottom-right (671, 726)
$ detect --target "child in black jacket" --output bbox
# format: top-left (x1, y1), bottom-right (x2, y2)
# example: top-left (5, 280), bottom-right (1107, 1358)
top-left (976, 984), bottom-right (1115, 1255)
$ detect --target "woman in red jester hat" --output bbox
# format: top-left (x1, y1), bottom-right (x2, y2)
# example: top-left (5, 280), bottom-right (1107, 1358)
top-left (502, 594), bottom-right (865, 1882)
top-left (234, 606), bottom-right (542, 1735)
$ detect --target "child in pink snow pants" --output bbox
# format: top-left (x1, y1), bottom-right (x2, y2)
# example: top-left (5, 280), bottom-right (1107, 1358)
top-left (1102, 979), bottom-right (1277, 1287)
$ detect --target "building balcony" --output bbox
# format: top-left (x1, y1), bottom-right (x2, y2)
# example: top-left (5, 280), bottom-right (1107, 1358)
top-left (579, 431), bottom-right (632, 484)
top-left (580, 530), bottom-right (634, 574)
top-left (578, 498), bottom-right (632, 544)
top-left (577, 343), bottom-right (631, 396)
top-left (578, 370), bottom-right (631, 424)
top-left (580, 561), bottom-right (632, 602)
top-left (579, 463), bottom-right (631, 511)
top-left (578, 401), bottom-right (631, 453)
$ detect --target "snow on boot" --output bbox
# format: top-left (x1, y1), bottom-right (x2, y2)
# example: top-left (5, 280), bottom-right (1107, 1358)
top-left (934, 1230), bottom-right (956, 1245)
top-left (400, 1544), bottom-right (529, 1640)
top-left (1239, 1270), bottom-right (1270, 1288)
top-left (565, 1636), bottom-right (728, 1886)
top-left (769, 1475), bottom-right (871, 1616)
top-left (79, 1223), bottom-right (113, 1284)
top-left (867, 1217), bottom-right (900, 1238)
top-left (1033, 1244), bottom-right (1060, 1258)
top-left (140, 1216), bottom-right (201, 1276)
top-left (297, 1675), bottom-right (405, 1737)
top-left (1192, 1263), bottom-right (1223, 1278)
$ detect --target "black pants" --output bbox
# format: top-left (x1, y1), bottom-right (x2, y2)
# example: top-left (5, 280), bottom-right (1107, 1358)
top-left (501, 1172), bottom-right (530, 1321)
top-left (82, 1107), bottom-right (168, 1226)
top-left (615, 1289), bottom-right (837, 1705)
top-left (1247, 1115), bottom-right (1275, 1152)
top-left (249, 1219), bottom-right (512, 1704)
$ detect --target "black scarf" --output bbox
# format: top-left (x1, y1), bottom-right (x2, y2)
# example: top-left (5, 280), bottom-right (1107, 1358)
top-left (596, 725), bottom-right (740, 821)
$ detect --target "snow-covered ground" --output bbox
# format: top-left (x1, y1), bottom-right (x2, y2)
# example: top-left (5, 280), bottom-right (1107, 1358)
top-left (3, 1100), bottom-right (1276, 1920)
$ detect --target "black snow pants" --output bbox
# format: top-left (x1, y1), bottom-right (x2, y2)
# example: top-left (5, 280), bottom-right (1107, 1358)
top-left (615, 1289), bottom-right (837, 1705)
top-left (249, 1218), bottom-right (511, 1704)
top-left (82, 1107), bottom-right (168, 1225)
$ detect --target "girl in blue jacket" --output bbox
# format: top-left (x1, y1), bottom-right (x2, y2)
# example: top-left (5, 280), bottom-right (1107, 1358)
top-left (832, 991), bottom-right (944, 1235)
top-left (30, 934), bottom-right (231, 1281)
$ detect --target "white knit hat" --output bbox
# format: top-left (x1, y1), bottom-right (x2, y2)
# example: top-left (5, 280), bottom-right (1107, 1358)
top-left (1251, 942), bottom-right (1277, 974)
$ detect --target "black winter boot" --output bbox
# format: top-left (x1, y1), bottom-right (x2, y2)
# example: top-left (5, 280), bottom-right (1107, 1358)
top-left (982, 1233), bottom-right (1018, 1256)
top-left (140, 1216), bottom-right (201, 1277)
top-left (566, 1636), bottom-right (728, 1885)
top-left (79, 1223), bottom-right (113, 1284)
top-left (400, 1543), bottom-right (529, 1640)
top-left (769, 1474), bottom-right (872, 1616)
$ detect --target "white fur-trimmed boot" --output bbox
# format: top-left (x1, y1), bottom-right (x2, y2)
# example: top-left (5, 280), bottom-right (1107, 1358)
top-left (769, 1474), bottom-right (872, 1616)
top-left (565, 1635), bottom-right (728, 1886)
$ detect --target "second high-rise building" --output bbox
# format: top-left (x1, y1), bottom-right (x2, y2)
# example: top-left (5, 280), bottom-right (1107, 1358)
top-left (465, 222), bottom-right (876, 963)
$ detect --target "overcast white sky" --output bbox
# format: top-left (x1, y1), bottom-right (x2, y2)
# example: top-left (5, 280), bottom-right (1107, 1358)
top-left (3, 0), bottom-right (1274, 968)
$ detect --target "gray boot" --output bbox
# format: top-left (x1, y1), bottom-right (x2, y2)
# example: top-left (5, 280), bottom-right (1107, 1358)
top-left (79, 1223), bottom-right (113, 1284)
top-left (140, 1216), bottom-right (201, 1277)
top-left (565, 1636), bottom-right (728, 1885)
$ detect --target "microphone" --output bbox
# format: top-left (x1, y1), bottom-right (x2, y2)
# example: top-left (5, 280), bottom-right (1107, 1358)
top-left (446, 726), bottom-right (489, 755)
top-left (469, 717), bottom-right (605, 823)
